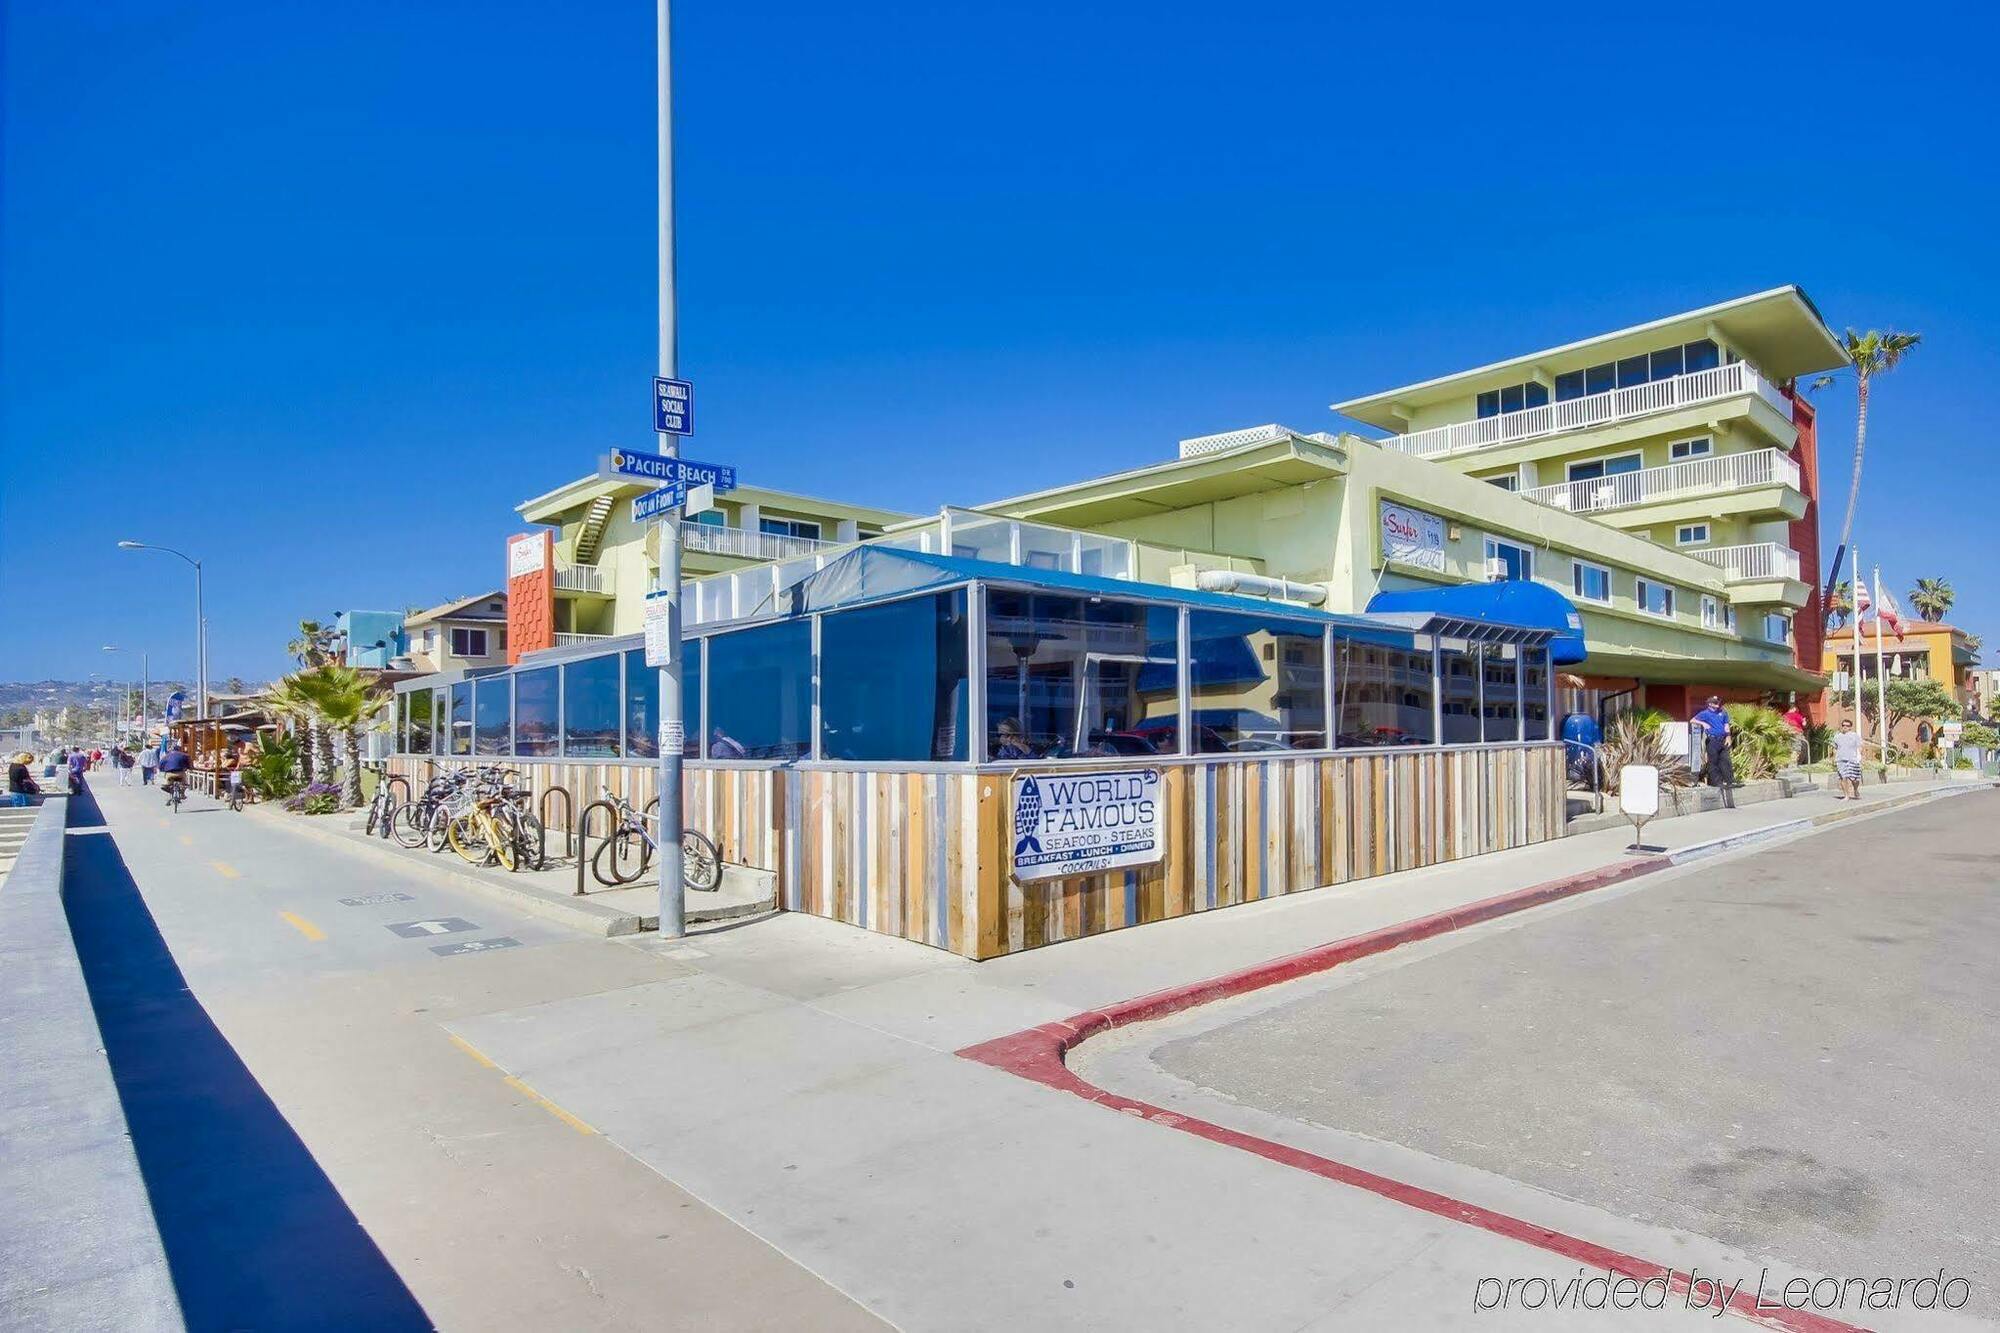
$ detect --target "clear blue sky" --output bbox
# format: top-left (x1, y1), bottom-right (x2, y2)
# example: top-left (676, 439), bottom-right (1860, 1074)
top-left (4, 0), bottom-right (1995, 684)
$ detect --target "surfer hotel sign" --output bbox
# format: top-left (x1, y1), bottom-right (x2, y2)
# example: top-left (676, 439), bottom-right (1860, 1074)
top-left (1380, 500), bottom-right (1446, 572)
top-left (1011, 769), bottom-right (1164, 881)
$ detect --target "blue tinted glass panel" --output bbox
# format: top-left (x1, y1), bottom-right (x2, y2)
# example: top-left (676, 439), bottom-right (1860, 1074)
top-left (624, 649), bottom-right (656, 759)
top-left (1500, 384), bottom-right (1524, 414)
top-left (561, 656), bottom-right (619, 758)
top-left (1524, 381), bottom-right (1549, 408)
top-left (1585, 362), bottom-right (1616, 395)
top-left (1477, 390), bottom-right (1500, 419)
top-left (820, 591), bottom-right (968, 761)
top-left (449, 683), bottom-right (472, 755)
top-left (1333, 634), bottom-right (1434, 748)
top-left (1187, 611), bottom-right (1326, 753)
top-left (1616, 356), bottom-right (1649, 388)
top-left (1567, 459), bottom-right (1605, 482)
top-left (1480, 646), bottom-right (1519, 743)
top-left (515, 667), bottom-right (559, 756)
top-left (404, 688), bottom-right (433, 754)
top-left (1683, 339), bottom-right (1719, 372)
top-left (1554, 371), bottom-right (1586, 401)
top-left (1650, 346), bottom-right (1683, 381)
top-left (1438, 648), bottom-right (1480, 745)
top-left (474, 678), bottom-right (511, 756)
top-left (1604, 454), bottom-right (1642, 476)
top-left (1573, 563), bottom-right (1611, 602)
top-left (1522, 648), bottom-right (1550, 741)
top-left (707, 620), bottom-right (812, 760)
top-left (985, 592), bottom-right (1179, 758)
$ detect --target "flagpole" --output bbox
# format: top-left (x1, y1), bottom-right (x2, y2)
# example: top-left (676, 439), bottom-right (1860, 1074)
top-left (1873, 566), bottom-right (1889, 762)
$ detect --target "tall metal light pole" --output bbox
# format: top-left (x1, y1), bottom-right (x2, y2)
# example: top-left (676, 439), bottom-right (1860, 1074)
top-left (118, 540), bottom-right (207, 720)
top-left (101, 645), bottom-right (147, 738)
top-left (655, 0), bottom-right (687, 937)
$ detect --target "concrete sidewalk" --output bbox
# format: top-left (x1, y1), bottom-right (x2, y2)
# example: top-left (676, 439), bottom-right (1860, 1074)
top-left (441, 776), bottom-right (1984, 1329)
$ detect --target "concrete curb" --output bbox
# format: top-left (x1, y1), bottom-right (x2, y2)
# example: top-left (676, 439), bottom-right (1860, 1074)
top-left (959, 782), bottom-right (1992, 1333)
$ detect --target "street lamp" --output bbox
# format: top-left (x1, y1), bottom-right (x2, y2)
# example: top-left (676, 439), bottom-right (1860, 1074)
top-left (102, 645), bottom-right (149, 737)
top-left (118, 540), bottom-right (206, 720)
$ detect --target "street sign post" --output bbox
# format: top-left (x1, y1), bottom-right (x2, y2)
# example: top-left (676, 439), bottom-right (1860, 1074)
top-left (654, 376), bottom-right (693, 435)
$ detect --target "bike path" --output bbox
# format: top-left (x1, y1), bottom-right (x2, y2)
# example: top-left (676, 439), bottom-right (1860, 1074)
top-left (76, 781), bottom-right (883, 1331)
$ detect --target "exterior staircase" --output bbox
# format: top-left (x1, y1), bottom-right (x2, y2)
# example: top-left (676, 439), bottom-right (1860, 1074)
top-left (573, 494), bottom-right (617, 564)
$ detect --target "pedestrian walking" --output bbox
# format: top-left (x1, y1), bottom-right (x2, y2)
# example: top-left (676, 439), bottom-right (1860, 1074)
top-left (1691, 695), bottom-right (1735, 809)
top-left (140, 743), bottom-right (159, 785)
top-left (114, 745), bottom-right (135, 785)
top-left (1833, 718), bottom-right (1864, 800)
top-left (1782, 699), bottom-right (1809, 765)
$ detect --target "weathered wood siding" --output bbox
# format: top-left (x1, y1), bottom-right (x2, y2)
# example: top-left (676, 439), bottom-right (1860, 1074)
top-left (389, 744), bottom-right (1565, 960)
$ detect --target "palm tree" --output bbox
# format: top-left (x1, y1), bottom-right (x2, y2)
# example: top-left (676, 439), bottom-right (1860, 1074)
top-left (1812, 328), bottom-right (1922, 601)
top-left (295, 665), bottom-right (390, 808)
top-left (265, 675), bottom-right (323, 785)
top-left (287, 620), bottom-right (338, 668)
top-left (1910, 577), bottom-right (1954, 622)
top-left (1825, 579), bottom-right (1853, 629)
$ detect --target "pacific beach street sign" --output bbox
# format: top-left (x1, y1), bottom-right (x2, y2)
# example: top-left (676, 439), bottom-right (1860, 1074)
top-left (632, 484), bottom-right (686, 524)
top-left (654, 376), bottom-right (693, 435)
top-left (601, 447), bottom-right (739, 497)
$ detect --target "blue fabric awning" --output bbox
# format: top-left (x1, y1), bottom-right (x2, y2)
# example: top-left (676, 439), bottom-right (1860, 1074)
top-left (1365, 581), bottom-right (1588, 665)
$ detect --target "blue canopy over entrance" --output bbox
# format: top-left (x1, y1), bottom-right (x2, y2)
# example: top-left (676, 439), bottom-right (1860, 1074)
top-left (1366, 581), bottom-right (1588, 665)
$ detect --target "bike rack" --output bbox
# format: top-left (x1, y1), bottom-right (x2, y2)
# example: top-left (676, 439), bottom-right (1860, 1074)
top-left (384, 773), bottom-right (412, 805)
top-left (575, 798), bottom-right (619, 897)
top-left (539, 784), bottom-right (574, 866)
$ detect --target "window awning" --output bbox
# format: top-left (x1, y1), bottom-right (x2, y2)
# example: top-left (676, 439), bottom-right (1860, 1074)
top-left (1365, 581), bottom-right (1588, 664)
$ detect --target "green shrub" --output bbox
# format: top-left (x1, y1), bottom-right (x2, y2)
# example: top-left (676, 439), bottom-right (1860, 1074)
top-left (1725, 703), bottom-right (1796, 780)
top-left (244, 733), bottom-right (302, 800)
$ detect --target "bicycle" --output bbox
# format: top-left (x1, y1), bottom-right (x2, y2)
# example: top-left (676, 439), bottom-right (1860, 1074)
top-left (444, 789), bottom-right (529, 872)
top-left (163, 776), bottom-right (188, 813)
top-left (226, 775), bottom-right (246, 812)
top-left (589, 787), bottom-right (721, 891)
top-left (362, 763), bottom-right (400, 838)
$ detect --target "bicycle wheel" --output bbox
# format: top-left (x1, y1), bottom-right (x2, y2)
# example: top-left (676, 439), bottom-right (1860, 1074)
top-left (365, 798), bottom-right (380, 836)
top-left (445, 813), bottom-right (490, 866)
top-left (388, 801), bottom-right (429, 850)
top-left (425, 805), bottom-right (454, 853)
top-left (591, 829), bottom-right (649, 887)
top-left (682, 829), bottom-right (722, 892)
top-left (486, 812), bottom-right (518, 872)
top-left (514, 812), bottom-right (547, 871)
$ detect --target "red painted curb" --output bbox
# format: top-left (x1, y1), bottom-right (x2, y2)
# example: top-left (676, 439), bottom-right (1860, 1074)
top-left (958, 851), bottom-right (1869, 1333)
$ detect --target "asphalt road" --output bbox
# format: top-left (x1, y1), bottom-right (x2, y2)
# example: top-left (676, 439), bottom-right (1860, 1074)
top-left (68, 780), bottom-right (881, 1332)
top-left (1151, 791), bottom-right (2000, 1319)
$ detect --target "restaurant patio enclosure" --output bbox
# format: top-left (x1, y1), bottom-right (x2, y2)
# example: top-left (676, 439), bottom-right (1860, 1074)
top-left (390, 546), bottom-right (1566, 958)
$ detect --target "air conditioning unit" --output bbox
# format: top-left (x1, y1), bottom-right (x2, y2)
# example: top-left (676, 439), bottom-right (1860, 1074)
top-left (1485, 558), bottom-right (1510, 580)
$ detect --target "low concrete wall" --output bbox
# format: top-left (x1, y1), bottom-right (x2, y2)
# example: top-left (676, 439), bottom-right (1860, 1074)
top-left (0, 793), bottom-right (182, 1331)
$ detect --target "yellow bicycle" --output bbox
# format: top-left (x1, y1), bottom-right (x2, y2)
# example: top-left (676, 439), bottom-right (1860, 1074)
top-left (445, 794), bottom-right (520, 872)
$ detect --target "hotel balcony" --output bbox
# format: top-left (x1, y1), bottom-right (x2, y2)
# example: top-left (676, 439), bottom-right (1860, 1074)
top-left (1523, 447), bottom-right (1804, 523)
top-left (555, 632), bottom-right (613, 648)
top-left (1691, 541), bottom-right (1809, 608)
top-left (1386, 362), bottom-right (1794, 461)
top-left (553, 561), bottom-right (608, 594)
top-left (682, 524), bottom-right (838, 562)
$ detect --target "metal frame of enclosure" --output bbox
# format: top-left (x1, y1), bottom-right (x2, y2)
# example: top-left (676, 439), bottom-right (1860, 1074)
top-left (390, 549), bottom-right (1566, 958)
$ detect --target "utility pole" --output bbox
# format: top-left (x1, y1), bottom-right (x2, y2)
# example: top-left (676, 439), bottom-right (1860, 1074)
top-left (655, 0), bottom-right (687, 938)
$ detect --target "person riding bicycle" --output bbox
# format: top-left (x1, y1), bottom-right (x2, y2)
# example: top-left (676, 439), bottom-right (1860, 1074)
top-left (157, 742), bottom-right (193, 801)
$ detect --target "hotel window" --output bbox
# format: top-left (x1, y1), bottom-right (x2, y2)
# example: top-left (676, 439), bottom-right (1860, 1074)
top-left (1676, 523), bottom-right (1710, 546)
top-left (451, 627), bottom-right (488, 657)
top-left (1475, 380), bottom-right (1550, 419)
top-left (1566, 453), bottom-right (1641, 483)
top-left (1636, 579), bottom-right (1675, 618)
top-left (1571, 561), bottom-right (1612, 605)
top-left (1482, 473), bottom-right (1520, 492)
top-left (1764, 613), bottom-right (1791, 644)
top-left (690, 509), bottom-right (726, 528)
top-left (1700, 596), bottom-right (1723, 630)
top-left (1552, 340), bottom-right (1721, 401)
top-left (1483, 536), bottom-right (1534, 582)
top-left (1669, 436), bottom-right (1713, 460)
top-left (820, 590), bottom-right (970, 762)
top-left (759, 517), bottom-right (822, 541)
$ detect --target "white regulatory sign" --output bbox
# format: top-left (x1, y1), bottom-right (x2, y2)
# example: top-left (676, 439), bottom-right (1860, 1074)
top-left (1011, 769), bottom-right (1163, 881)
top-left (643, 592), bottom-right (672, 667)
top-left (659, 720), bottom-right (685, 753)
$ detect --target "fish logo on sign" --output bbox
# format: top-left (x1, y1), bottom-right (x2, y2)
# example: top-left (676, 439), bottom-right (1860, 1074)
top-left (1013, 777), bottom-right (1044, 858)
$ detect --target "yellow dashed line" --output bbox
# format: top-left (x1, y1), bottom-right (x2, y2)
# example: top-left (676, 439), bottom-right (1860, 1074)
top-left (279, 911), bottom-right (326, 942)
top-left (501, 1074), bottom-right (598, 1135)
top-left (178, 834), bottom-right (193, 847)
top-left (448, 1033), bottom-right (497, 1069)
top-left (210, 860), bottom-right (241, 879)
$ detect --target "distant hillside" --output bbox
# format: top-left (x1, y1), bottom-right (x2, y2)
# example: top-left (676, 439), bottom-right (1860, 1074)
top-left (0, 678), bottom-right (198, 723)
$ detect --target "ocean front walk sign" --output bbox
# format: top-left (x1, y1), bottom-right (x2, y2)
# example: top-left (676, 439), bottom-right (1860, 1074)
top-left (1011, 769), bottom-right (1164, 881)
top-left (1380, 499), bottom-right (1446, 572)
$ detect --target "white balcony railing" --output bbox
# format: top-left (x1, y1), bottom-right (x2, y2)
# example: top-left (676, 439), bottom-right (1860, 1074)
top-left (1387, 362), bottom-right (1793, 460)
top-left (555, 632), bottom-right (611, 648)
top-left (553, 562), bottom-right (606, 593)
top-left (1523, 447), bottom-right (1801, 516)
top-left (682, 524), bottom-right (837, 562)
top-left (1693, 542), bottom-right (1801, 583)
